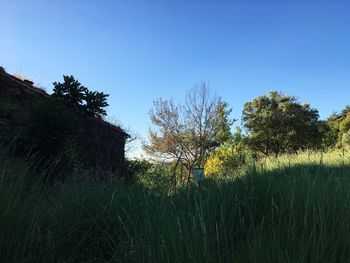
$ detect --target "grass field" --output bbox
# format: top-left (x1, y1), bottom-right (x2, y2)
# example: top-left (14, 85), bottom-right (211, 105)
top-left (1, 150), bottom-right (350, 262)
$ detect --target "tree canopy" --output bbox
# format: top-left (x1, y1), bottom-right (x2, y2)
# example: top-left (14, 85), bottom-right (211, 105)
top-left (52, 75), bottom-right (109, 118)
top-left (327, 106), bottom-right (350, 148)
top-left (242, 91), bottom-right (322, 156)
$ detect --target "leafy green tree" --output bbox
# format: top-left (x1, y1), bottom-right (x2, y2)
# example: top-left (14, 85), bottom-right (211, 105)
top-left (52, 75), bottom-right (109, 118)
top-left (327, 106), bottom-right (350, 147)
top-left (317, 120), bottom-right (337, 149)
top-left (52, 75), bottom-right (86, 111)
top-left (212, 100), bottom-right (235, 147)
top-left (84, 90), bottom-right (109, 118)
top-left (242, 91), bottom-right (322, 156)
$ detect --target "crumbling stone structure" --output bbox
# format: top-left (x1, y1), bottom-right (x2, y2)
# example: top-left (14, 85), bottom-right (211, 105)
top-left (0, 67), bottom-right (129, 180)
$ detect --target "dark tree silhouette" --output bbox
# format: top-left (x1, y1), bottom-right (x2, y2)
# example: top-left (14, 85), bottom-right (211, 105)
top-left (52, 75), bottom-right (109, 118)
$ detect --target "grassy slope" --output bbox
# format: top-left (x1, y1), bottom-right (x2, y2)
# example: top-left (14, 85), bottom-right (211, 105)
top-left (0, 151), bottom-right (350, 262)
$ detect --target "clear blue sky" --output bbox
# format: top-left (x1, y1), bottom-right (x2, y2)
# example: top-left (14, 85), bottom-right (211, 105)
top-left (1, 0), bottom-right (349, 157)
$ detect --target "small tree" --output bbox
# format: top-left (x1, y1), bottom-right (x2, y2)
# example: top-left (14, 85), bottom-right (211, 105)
top-left (212, 100), bottom-right (235, 147)
top-left (143, 83), bottom-right (233, 183)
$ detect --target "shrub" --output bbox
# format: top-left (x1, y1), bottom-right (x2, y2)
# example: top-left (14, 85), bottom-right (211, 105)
top-left (205, 143), bottom-right (247, 177)
top-left (125, 159), bottom-right (152, 182)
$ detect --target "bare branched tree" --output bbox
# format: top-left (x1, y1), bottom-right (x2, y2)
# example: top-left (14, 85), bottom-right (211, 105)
top-left (143, 83), bottom-right (233, 183)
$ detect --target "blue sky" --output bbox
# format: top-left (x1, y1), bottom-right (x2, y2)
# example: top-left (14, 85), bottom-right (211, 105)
top-left (1, 0), bottom-right (350, 157)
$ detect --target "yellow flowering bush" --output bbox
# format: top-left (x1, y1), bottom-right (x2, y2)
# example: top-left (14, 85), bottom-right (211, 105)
top-left (205, 143), bottom-right (246, 177)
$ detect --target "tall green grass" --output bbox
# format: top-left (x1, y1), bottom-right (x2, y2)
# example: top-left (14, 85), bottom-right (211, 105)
top-left (0, 150), bottom-right (350, 262)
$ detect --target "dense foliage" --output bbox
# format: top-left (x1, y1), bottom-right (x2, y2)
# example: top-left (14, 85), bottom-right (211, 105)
top-left (327, 106), bottom-right (350, 148)
top-left (205, 128), bottom-right (248, 177)
top-left (212, 100), bottom-right (235, 147)
top-left (242, 91), bottom-right (323, 156)
top-left (52, 75), bottom-right (109, 118)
